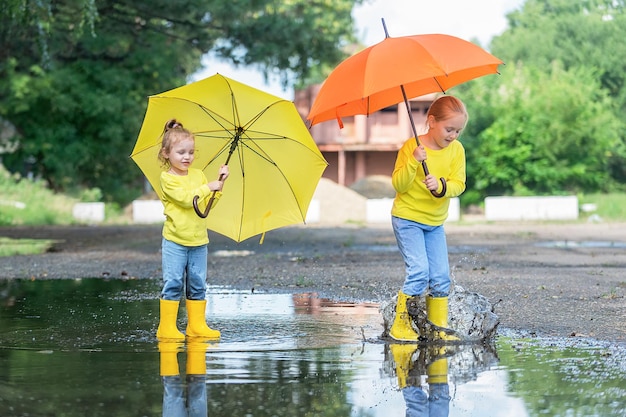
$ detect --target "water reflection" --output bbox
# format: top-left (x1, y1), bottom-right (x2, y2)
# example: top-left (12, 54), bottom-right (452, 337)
top-left (0, 278), bottom-right (625, 416)
top-left (389, 344), bottom-right (452, 417)
top-left (384, 343), bottom-right (499, 417)
top-left (205, 289), bottom-right (381, 351)
top-left (159, 341), bottom-right (208, 417)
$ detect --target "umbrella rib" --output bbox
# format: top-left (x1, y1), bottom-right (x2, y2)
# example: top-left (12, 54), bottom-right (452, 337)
top-left (193, 103), bottom-right (247, 169)
top-left (233, 131), bottom-right (323, 229)
top-left (198, 104), bottom-right (237, 135)
top-left (432, 77), bottom-right (446, 93)
top-left (240, 131), bottom-right (325, 166)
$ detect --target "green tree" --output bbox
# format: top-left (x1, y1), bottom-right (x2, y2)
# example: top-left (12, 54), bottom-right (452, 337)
top-left (455, 0), bottom-right (626, 203)
top-left (459, 61), bottom-right (623, 201)
top-left (494, 0), bottom-right (626, 102)
top-left (0, 0), bottom-right (361, 204)
top-left (494, 0), bottom-right (626, 181)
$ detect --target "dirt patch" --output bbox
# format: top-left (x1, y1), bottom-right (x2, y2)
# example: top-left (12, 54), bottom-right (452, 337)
top-left (1, 221), bottom-right (625, 345)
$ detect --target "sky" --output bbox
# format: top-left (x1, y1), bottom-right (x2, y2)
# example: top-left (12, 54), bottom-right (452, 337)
top-left (193, 0), bottom-right (525, 99)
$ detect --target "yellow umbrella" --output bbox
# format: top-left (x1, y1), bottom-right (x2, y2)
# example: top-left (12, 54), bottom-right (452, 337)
top-left (131, 73), bottom-right (328, 243)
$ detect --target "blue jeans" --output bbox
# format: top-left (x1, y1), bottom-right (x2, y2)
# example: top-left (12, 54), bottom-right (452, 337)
top-left (161, 238), bottom-right (208, 301)
top-left (392, 216), bottom-right (451, 297)
top-left (403, 384), bottom-right (450, 417)
top-left (162, 375), bottom-right (207, 417)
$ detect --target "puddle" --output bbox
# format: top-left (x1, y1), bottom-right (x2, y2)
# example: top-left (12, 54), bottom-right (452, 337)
top-left (535, 240), bottom-right (626, 249)
top-left (1, 278), bottom-right (625, 416)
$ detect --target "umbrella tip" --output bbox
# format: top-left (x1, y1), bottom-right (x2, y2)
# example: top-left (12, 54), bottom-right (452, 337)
top-left (381, 18), bottom-right (389, 38)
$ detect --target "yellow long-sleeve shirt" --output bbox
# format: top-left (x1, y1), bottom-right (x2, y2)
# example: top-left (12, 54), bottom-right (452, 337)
top-left (391, 138), bottom-right (466, 226)
top-left (160, 168), bottom-right (222, 246)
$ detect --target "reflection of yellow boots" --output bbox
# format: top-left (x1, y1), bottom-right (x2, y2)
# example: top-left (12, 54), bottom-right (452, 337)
top-left (158, 341), bottom-right (183, 377)
top-left (185, 299), bottom-right (221, 340)
top-left (426, 296), bottom-right (459, 342)
top-left (157, 299), bottom-right (185, 341)
top-left (390, 344), bottom-right (418, 388)
top-left (186, 341), bottom-right (209, 375)
top-left (389, 291), bottom-right (419, 341)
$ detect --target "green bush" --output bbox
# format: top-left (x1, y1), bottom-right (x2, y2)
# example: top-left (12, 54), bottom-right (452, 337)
top-left (579, 193), bottom-right (626, 221)
top-left (0, 164), bottom-right (76, 225)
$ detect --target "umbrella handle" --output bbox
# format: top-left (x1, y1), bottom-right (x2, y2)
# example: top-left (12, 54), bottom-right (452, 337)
top-left (432, 178), bottom-right (447, 198)
top-left (421, 161), bottom-right (447, 198)
top-left (193, 193), bottom-right (218, 218)
top-left (192, 170), bottom-right (228, 218)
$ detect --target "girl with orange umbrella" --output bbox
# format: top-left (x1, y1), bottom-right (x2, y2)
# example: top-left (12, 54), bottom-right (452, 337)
top-left (389, 95), bottom-right (467, 342)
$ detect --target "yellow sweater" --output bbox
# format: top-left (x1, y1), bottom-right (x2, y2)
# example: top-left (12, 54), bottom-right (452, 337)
top-left (391, 138), bottom-right (466, 226)
top-left (160, 168), bottom-right (222, 246)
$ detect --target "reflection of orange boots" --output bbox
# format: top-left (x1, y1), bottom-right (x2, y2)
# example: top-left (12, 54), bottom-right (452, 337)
top-left (185, 299), bottom-right (221, 340)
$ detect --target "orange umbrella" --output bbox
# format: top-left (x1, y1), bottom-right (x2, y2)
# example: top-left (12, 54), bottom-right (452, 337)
top-left (307, 19), bottom-right (503, 196)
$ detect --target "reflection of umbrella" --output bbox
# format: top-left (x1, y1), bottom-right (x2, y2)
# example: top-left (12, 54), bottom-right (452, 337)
top-left (131, 73), bottom-right (328, 242)
top-left (307, 19), bottom-right (503, 197)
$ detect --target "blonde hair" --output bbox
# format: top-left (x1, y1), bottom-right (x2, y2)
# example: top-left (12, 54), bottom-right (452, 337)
top-left (427, 95), bottom-right (468, 123)
top-left (158, 119), bottom-right (194, 168)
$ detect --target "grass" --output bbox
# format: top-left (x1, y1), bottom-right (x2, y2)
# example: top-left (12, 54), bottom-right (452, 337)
top-left (0, 164), bottom-right (127, 257)
top-left (0, 237), bottom-right (57, 257)
top-left (0, 165), bottom-right (77, 226)
top-left (600, 288), bottom-right (622, 300)
top-left (579, 193), bottom-right (626, 220)
top-left (0, 164), bottom-right (127, 226)
top-left (295, 276), bottom-right (315, 287)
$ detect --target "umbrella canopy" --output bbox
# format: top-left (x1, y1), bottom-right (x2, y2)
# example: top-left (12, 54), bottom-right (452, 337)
top-left (131, 73), bottom-right (328, 242)
top-left (307, 27), bottom-right (503, 127)
top-left (307, 21), bottom-right (503, 197)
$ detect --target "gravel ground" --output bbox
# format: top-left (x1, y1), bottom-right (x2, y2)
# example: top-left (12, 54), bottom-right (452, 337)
top-left (1, 221), bottom-right (625, 345)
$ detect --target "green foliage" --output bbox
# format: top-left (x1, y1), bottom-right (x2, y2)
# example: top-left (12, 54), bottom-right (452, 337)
top-left (580, 192), bottom-right (626, 220)
top-left (0, 163), bottom-right (76, 225)
top-left (0, 237), bottom-right (56, 257)
top-left (495, 0), bottom-right (626, 101)
top-left (209, 0), bottom-right (359, 81)
top-left (0, 0), bottom-right (362, 205)
top-left (76, 186), bottom-right (102, 202)
top-left (460, 62), bottom-right (624, 198)
top-left (455, 0), bottom-right (626, 200)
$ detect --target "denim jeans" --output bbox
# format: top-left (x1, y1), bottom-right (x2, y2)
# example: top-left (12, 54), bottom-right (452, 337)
top-left (392, 216), bottom-right (451, 297)
top-left (161, 238), bottom-right (208, 301)
top-left (162, 375), bottom-right (207, 417)
top-left (403, 384), bottom-right (450, 417)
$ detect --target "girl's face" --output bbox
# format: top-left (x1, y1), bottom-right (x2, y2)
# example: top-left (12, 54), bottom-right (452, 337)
top-left (164, 138), bottom-right (195, 175)
top-left (428, 113), bottom-right (467, 150)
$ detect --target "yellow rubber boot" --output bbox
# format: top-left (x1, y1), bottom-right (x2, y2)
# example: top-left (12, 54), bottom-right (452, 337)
top-left (390, 344), bottom-right (418, 389)
top-left (156, 299), bottom-right (185, 341)
top-left (158, 341), bottom-right (183, 377)
top-left (389, 291), bottom-right (419, 341)
top-left (186, 340), bottom-right (209, 375)
top-left (185, 299), bottom-right (221, 340)
top-left (427, 356), bottom-right (449, 385)
top-left (426, 296), bottom-right (459, 342)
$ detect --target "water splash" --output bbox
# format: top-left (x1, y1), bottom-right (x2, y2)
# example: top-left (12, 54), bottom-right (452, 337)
top-left (380, 286), bottom-right (499, 343)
